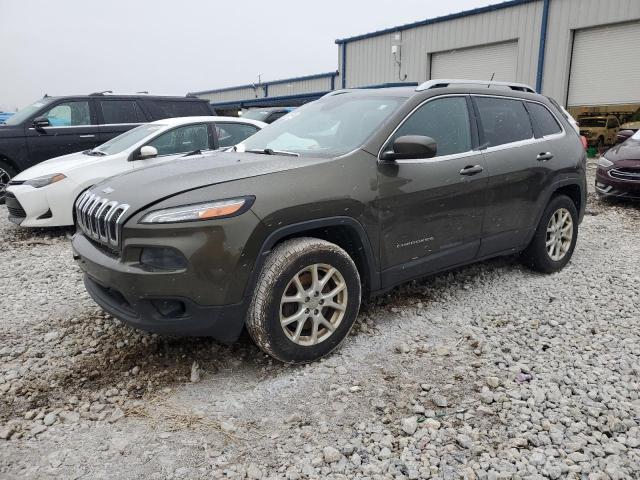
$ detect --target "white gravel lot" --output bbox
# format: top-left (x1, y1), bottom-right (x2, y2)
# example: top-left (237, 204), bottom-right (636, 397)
top-left (0, 186), bottom-right (638, 479)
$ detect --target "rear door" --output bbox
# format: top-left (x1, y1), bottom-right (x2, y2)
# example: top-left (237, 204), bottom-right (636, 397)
top-left (97, 99), bottom-right (146, 143)
top-left (214, 122), bottom-right (261, 149)
top-left (24, 99), bottom-right (99, 165)
top-left (473, 95), bottom-right (560, 257)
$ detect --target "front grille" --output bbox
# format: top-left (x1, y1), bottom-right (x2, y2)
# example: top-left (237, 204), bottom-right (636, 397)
top-left (6, 192), bottom-right (27, 219)
top-left (75, 191), bottom-right (129, 250)
top-left (609, 167), bottom-right (640, 181)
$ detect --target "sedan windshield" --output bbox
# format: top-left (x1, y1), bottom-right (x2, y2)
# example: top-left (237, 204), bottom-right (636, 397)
top-left (239, 94), bottom-right (403, 157)
top-left (3, 98), bottom-right (54, 126)
top-left (94, 124), bottom-right (166, 155)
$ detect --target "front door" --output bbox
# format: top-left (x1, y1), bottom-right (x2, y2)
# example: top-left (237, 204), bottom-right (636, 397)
top-left (25, 100), bottom-right (99, 166)
top-left (376, 95), bottom-right (487, 287)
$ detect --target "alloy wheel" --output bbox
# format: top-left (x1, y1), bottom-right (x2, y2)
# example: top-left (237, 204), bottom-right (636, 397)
top-left (546, 207), bottom-right (573, 261)
top-left (0, 167), bottom-right (10, 201)
top-left (279, 263), bottom-right (348, 346)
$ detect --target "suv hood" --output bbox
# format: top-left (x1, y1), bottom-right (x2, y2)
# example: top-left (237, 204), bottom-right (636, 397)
top-left (0, 124), bottom-right (23, 138)
top-left (89, 151), bottom-right (328, 214)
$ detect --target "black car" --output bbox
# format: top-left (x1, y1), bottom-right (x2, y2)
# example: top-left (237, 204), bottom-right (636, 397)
top-left (72, 80), bottom-right (586, 363)
top-left (240, 107), bottom-right (295, 124)
top-left (0, 93), bottom-right (214, 202)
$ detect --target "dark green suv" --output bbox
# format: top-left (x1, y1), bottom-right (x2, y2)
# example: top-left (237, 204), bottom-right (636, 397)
top-left (72, 80), bottom-right (586, 363)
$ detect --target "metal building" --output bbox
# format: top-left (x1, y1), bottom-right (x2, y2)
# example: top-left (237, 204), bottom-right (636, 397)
top-left (193, 0), bottom-right (640, 121)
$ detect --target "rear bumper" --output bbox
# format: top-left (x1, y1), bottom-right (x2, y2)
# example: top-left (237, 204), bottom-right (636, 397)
top-left (72, 233), bottom-right (248, 343)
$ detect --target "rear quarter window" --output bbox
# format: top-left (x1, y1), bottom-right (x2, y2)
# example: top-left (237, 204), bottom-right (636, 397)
top-left (146, 100), bottom-right (211, 120)
top-left (527, 102), bottom-right (562, 136)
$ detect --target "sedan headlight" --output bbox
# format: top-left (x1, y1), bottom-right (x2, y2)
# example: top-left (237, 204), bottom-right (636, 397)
top-left (139, 197), bottom-right (253, 224)
top-left (24, 173), bottom-right (66, 188)
top-left (597, 157), bottom-right (613, 168)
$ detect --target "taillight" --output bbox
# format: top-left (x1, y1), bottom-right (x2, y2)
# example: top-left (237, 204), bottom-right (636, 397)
top-left (580, 136), bottom-right (588, 150)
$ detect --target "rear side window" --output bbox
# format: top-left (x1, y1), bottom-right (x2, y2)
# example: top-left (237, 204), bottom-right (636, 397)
top-left (475, 97), bottom-right (533, 147)
top-left (390, 96), bottom-right (471, 157)
top-left (147, 100), bottom-right (211, 120)
top-left (100, 100), bottom-right (143, 124)
top-left (527, 102), bottom-right (562, 136)
top-left (216, 122), bottom-right (260, 148)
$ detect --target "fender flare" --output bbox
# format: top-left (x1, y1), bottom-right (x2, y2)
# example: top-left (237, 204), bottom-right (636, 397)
top-left (244, 216), bottom-right (380, 298)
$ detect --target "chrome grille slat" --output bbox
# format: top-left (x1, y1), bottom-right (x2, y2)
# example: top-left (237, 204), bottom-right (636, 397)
top-left (74, 191), bottom-right (130, 250)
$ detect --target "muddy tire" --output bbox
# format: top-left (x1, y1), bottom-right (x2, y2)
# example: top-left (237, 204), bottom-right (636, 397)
top-left (521, 195), bottom-right (578, 274)
top-left (246, 237), bottom-right (361, 363)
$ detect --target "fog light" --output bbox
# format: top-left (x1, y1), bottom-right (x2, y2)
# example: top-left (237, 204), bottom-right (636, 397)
top-left (151, 299), bottom-right (186, 318)
top-left (140, 247), bottom-right (187, 271)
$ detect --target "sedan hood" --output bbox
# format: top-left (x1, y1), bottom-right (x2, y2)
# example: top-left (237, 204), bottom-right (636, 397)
top-left (604, 138), bottom-right (640, 163)
top-left (89, 150), bottom-right (327, 214)
top-left (13, 151), bottom-right (111, 181)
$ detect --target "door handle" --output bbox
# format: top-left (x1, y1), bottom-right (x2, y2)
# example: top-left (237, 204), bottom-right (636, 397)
top-left (537, 152), bottom-right (554, 161)
top-left (459, 165), bottom-right (484, 176)
top-left (79, 134), bottom-right (96, 138)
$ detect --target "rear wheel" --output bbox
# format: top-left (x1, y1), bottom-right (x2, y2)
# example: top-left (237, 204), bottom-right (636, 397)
top-left (521, 195), bottom-right (578, 273)
top-left (0, 160), bottom-right (16, 205)
top-left (246, 237), bottom-right (361, 363)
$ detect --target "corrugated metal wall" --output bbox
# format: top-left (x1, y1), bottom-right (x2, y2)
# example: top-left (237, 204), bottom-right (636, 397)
top-left (268, 76), bottom-right (333, 97)
top-left (197, 87), bottom-right (263, 103)
top-left (342, 1), bottom-right (543, 88)
top-left (541, 0), bottom-right (640, 104)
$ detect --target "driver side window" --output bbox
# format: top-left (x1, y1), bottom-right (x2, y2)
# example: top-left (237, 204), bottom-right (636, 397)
top-left (390, 97), bottom-right (472, 157)
top-left (41, 101), bottom-right (91, 126)
top-left (147, 124), bottom-right (209, 156)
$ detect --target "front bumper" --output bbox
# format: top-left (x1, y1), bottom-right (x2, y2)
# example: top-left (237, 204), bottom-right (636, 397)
top-left (72, 233), bottom-right (249, 342)
top-left (595, 167), bottom-right (640, 200)
top-left (6, 181), bottom-right (78, 227)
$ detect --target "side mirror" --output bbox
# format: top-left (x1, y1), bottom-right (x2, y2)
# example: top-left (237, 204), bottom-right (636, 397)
top-left (380, 135), bottom-right (437, 161)
top-left (136, 145), bottom-right (158, 160)
top-left (616, 129), bottom-right (634, 144)
top-left (33, 116), bottom-right (50, 130)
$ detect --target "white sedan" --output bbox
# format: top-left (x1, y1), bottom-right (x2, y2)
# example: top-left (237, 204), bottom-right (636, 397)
top-left (6, 116), bottom-right (265, 227)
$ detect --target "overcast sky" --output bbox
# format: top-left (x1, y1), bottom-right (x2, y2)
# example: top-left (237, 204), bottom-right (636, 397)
top-left (0, 0), bottom-right (491, 111)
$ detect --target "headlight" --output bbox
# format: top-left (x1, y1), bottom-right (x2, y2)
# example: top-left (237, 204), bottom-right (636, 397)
top-left (597, 157), bottom-right (613, 168)
top-left (139, 197), bottom-right (253, 224)
top-left (24, 173), bottom-right (66, 188)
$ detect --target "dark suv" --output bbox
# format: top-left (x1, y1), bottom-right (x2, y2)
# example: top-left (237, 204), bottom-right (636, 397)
top-left (71, 80), bottom-right (586, 363)
top-left (0, 93), bottom-right (213, 201)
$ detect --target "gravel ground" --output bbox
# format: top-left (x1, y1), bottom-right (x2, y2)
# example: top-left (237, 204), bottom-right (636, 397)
top-left (1, 173), bottom-right (639, 479)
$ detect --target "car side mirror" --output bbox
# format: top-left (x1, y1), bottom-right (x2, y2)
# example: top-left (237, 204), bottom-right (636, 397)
top-left (33, 116), bottom-right (50, 130)
top-left (380, 135), bottom-right (437, 161)
top-left (616, 129), bottom-right (634, 144)
top-left (135, 145), bottom-right (158, 160)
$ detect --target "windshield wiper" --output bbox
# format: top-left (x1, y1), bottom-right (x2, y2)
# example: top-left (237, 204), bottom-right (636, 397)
top-left (246, 148), bottom-right (299, 157)
top-left (182, 149), bottom-right (203, 157)
top-left (83, 149), bottom-right (107, 156)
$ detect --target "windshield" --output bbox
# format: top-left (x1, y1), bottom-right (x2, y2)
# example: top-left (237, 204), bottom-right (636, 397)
top-left (94, 124), bottom-right (166, 155)
top-left (580, 118), bottom-right (606, 127)
top-left (239, 94), bottom-right (403, 157)
top-left (242, 110), bottom-right (271, 122)
top-left (3, 98), bottom-right (54, 126)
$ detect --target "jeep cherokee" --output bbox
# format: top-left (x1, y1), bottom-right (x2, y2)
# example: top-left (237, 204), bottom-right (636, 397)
top-left (71, 80), bottom-right (586, 363)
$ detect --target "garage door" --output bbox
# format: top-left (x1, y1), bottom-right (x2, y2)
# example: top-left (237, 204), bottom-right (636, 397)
top-left (430, 41), bottom-right (518, 82)
top-left (568, 22), bottom-right (640, 106)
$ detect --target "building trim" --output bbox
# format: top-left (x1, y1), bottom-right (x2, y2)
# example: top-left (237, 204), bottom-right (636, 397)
top-left (334, 0), bottom-right (539, 44)
top-left (189, 72), bottom-right (338, 96)
top-left (341, 43), bottom-right (347, 88)
top-left (535, 0), bottom-right (551, 92)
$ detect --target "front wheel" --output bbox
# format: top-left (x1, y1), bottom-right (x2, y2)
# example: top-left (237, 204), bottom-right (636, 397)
top-left (0, 160), bottom-right (16, 205)
top-left (246, 237), bottom-right (361, 363)
top-left (521, 195), bottom-right (578, 273)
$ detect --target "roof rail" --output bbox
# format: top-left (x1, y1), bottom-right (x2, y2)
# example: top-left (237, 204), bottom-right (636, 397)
top-left (416, 79), bottom-right (536, 93)
top-left (89, 90), bottom-right (113, 96)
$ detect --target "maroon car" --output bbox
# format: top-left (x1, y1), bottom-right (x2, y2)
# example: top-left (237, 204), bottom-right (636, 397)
top-left (596, 130), bottom-right (640, 200)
